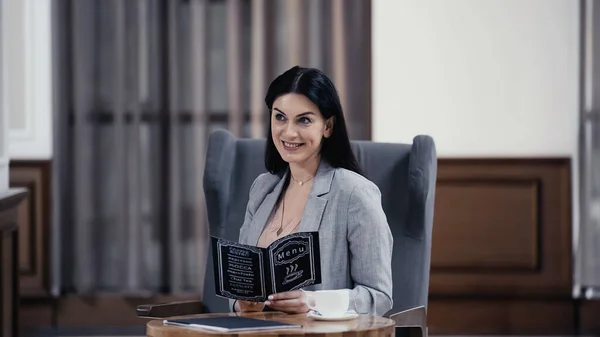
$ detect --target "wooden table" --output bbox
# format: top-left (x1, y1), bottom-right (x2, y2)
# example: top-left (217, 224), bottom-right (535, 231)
top-left (147, 311), bottom-right (396, 336)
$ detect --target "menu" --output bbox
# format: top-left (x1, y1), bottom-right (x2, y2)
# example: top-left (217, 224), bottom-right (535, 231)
top-left (211, 231), bottom-right (321, 302)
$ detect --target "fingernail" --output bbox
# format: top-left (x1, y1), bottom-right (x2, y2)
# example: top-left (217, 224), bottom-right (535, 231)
top-left (265, 301), bottom-right (271, 305)
top-left (268, 295), bottom-right (274, 300)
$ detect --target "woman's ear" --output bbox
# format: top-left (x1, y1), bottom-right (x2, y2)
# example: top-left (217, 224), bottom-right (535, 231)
top-left (324, 117), bottom-right (335, 138)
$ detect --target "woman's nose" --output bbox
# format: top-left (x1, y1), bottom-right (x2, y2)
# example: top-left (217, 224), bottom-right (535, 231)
top-left (283, 123), bottom-right (299, 137)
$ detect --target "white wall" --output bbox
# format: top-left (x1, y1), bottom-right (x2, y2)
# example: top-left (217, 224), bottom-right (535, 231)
top-left (4, 0), bottom-right (53, 160)
top-left (372, 0), bottom-right (579, 158)
top-left (1, 0), bottom-right (9, 191)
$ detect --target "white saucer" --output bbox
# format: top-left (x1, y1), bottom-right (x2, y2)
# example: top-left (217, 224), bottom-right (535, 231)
top-left (307, 311), bottom-right (359, 321)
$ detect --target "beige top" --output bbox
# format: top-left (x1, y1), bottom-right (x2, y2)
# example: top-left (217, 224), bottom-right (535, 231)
top-left (256, 180), bottom-right (312, 248)
top-left (256, 199), bottom-right (301, 248)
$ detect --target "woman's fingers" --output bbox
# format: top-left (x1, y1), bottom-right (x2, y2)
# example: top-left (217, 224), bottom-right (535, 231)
top-left (267, 290), bottom-right (304, 301)
top-left (266, 298), bottom-right (303, 307)
top-left (265, 290), bottom-right (310, 314)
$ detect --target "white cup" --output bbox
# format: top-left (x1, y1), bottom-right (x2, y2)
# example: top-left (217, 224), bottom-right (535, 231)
top-left (304, 289), bottom-right (350, 317)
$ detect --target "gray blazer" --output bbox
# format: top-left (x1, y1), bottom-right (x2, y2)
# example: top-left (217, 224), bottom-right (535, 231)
top-left (231, 160), bottom-right (394, 316)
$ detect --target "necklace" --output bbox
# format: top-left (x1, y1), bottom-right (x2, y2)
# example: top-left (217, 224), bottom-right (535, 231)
top-left (277, 198), bottom-right (287, 236)
top-left (276, 198), bottom-right (300, 236)
top-left (291, 174), bottom-right (314, 186)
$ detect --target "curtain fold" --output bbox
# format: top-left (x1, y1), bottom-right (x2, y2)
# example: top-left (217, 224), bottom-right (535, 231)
top-left (189, 0), bottom-right (210, 294)
top-left (166, 0), bottom-right (183, 293)
top-left (62, 0), bottom-right (208, 294)
top-left (71, 0), bottom-right (94, 292)
top-left (578, 0), bottom-right (600, 297)
top-left (55, 0), bottom-right (371, 295)
top-left (272, 0), bottom-right (371, 140)
top-left (226, 0), bottom-right (244, 137)
top-left (250, 0), bottom-right (266, 138)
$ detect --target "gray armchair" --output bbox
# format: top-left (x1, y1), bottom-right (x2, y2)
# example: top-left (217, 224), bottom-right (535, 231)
top-left (138, 129), bottom-right (437, 335)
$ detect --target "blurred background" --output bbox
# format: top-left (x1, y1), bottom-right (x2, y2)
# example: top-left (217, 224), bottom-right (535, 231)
top-left (0, 0), bottom-right (599, 336)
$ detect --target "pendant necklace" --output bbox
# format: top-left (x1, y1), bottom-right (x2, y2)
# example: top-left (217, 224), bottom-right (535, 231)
top-left (291, 174), bottom-right (314, 186)
top-left (276, 174), bottom-right (313, 236)
top-left (276, 198), bottom-right (287, 236)
top-left (276, 198), bottom-right (300, 236)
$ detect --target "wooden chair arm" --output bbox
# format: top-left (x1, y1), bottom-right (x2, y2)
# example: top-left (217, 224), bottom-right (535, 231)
top-left (136, 300), bottom-right (203, 318)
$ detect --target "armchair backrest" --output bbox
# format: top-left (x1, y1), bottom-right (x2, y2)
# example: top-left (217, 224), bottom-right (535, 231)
top-left (202, 129), bottom-right (437, 316)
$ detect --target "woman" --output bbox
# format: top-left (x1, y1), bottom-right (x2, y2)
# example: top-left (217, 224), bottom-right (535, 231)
top-left (232, 66), bottom-right (393, 316)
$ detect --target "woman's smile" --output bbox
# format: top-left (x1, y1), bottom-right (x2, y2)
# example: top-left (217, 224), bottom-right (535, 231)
top-left (271, 93), bottom-right (331, 167)
top-left (282, 140), bottom-right (304, 151)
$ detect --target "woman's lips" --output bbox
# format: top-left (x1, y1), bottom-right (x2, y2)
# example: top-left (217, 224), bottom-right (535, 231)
top-left (282, 140), bottom-right (303, 151)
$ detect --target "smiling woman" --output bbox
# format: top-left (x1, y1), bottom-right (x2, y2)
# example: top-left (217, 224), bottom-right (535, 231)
top-left (264, 66), bottom-right (363, 178)
top-left (231, 66), bottom-right (394, 317)
top-left (271, 94), bottom-right (333, 180)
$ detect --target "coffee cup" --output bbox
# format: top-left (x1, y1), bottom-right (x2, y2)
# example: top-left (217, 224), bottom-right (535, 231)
top-left (304, 289), bottom-right (350, 317)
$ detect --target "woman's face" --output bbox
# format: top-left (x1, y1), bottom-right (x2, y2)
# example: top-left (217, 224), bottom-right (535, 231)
top-left (271, 93), bottom-right (333, 167)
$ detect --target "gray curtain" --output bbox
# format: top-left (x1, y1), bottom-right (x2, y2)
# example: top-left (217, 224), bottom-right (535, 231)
top-left (578, 0), bottom-right (600, 298)
top-left (53, 0), bottom-right (371, 295)
top-left (56, 0), bottom-right (209, 294)
top-left (265, 0), bottom-right (372, 140)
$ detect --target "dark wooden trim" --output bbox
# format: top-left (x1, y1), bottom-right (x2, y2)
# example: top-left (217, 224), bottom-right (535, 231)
top-left (431, 158), bottom-right (572, 297)
top-left (16, 180), bottom-right (37, 277)
top-left (428, 298), bottom-right (576, 335)
top-left (578, 299), bottom-right (600, 335)
top-left (426, 158), bottom-right (574, 334)
top-left (19, 295), bottom-right (599, 334)
top-left (19, 294), bottom-right (199, 328)
top-left (9, 161), bottom-right (52, 298)
top-left (56, 295), bottom-right (201, 327)
top-left (0, 189), bottom-right (28, 337)
top-left (0, 230), bottom-right (19, 337)
top-left (433, 177), bottom-right (542, 273)
top-left (9, 231), bottom-right (19, 337)
top-left (19, 297), bottom-right (55, 329)
top-left (438, 157), bottom-right (572, 166)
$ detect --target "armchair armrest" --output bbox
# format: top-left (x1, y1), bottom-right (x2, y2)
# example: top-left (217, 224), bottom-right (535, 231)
top-left (386, 306), bottom-right (427, 337)
top-left (136, 300), bottom-right (203, 318)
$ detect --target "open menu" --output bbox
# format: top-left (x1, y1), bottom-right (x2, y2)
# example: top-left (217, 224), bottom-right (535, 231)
top-left (211, 231), bottom-right (321, 302)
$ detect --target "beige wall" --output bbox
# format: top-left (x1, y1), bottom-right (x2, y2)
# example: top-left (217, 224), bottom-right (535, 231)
top-left (1, 0), bottom-right (8, 191)
top-left (4, 0), bottom-right (53, 160)
top-left (372, 0), bottom-right (579, 158)
top-left (4, 0), bottom-right (25, 131)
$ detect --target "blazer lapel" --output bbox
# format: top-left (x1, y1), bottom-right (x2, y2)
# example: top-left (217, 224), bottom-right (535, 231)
top-left (245, 171), bottom-right (288, 246)
top-left (298, 161), bottom-right (335, 233)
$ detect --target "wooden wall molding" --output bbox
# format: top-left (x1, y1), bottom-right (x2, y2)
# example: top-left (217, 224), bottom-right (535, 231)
top-left (430, 159), bottom-right (572, 298)
top-left (428, 298), bottom-right (575, 335)
top-left (433, 178), bottom-right (540, 271)
top-left (0, 189), bottom-right (28, 337)
top-left (19, 294), bottom-right (200, 329)
top-left (578, 299), bottom-right (600, 335)
top-left (9, 161), bottom-right (51, 298)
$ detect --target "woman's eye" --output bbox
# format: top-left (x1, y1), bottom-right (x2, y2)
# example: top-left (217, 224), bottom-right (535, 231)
top-left (275, 113), bottom-right (285, 121)
top-left (299, 117), bottom-right (311, 124)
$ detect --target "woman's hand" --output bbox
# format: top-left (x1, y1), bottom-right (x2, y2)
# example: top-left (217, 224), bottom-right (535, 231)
top-left (235, 300), bottom-right (265, 312)
top-left (265, 290), bottom-right (313, 314)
